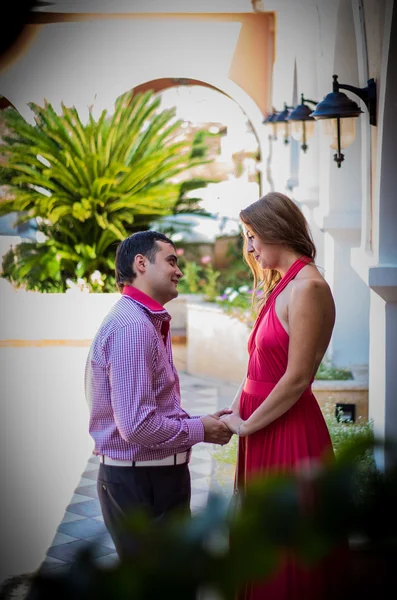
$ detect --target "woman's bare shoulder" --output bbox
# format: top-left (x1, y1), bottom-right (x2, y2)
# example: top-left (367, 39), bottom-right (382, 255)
top-left (290, 274), bottom-right (334, 306)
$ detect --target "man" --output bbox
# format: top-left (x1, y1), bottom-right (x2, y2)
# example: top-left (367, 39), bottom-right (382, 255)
top-left (85, 231), bottom-right (232, 557)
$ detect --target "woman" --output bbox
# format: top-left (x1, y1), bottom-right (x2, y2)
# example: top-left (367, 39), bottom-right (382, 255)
top-left (221, 192), bottom-right (342, 599)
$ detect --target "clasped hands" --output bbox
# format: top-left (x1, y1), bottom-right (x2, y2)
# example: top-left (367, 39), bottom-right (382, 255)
top-left (201, 408), bottom-right (245, 446)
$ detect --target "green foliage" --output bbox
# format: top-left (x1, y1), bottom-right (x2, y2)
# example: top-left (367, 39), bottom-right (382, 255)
top-left (177, 256), bottom-right (221, 301)
top-left (178, 260), bottom-right (201, 294)
top-left (200, 260), bottom-right (221, 301)
top-left (217, 234), bottom-right (248, 291)
top-left (322, 403), bottom-right (374, 455)
top-left (190, 129), bottom-right (211, 159)
top-left (0, 90), bottom-right (212, 292)
top-left (172, 177), bottom-right (215, 214)
top-left (0, 165), bottom-right (14, 186)
top-left (315, 356), bottom-right (353, 380)
top-left (216, 284), bottom-right (256, 326)
top-left (212, 428), bottom-right (239, 466)
top-left (13, 435), bottom-right (397, 600)
top-left (323, 403), bottom-right (377, 503)
top-left (174, 235), bottom-right (249, 305)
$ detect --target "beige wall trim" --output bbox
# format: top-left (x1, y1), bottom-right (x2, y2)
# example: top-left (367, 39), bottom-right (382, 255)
top-left (0, 339), bottom-right (92, 348)
top-left (0, 335), bottom-right (187, 348)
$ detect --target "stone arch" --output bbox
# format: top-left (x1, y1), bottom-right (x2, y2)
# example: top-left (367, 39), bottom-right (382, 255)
top-left (127, 75), bottom-right (267, 190)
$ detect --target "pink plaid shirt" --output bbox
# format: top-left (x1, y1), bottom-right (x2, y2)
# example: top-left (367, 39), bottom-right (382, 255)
top-left (85, 286), bottom-right (204, 460)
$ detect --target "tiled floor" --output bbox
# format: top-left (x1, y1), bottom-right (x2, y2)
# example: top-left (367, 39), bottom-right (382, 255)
top-left (39, 372), bottom-right (239, 575)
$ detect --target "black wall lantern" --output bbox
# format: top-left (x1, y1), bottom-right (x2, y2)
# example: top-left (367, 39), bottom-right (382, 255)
top-left (311, 74), bottom-right (377, 167)
top-left (288, 94), bottom-right (318, 152)
top-left (263, 110), bottom-right (279, 140)
top-left (274, 103), bottom-right (294, 144)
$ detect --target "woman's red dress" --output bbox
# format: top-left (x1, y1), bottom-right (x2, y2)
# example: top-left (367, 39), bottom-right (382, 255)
top-left (237, 256), bottom-right (338, 599)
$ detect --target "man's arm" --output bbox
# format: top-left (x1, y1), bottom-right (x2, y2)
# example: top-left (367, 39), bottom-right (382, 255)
top-left (107, 323), bottom-right (230, 448)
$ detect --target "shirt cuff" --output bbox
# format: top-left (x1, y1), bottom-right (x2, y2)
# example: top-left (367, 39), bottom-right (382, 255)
top-left (186, 416), bottom-right (205, 444)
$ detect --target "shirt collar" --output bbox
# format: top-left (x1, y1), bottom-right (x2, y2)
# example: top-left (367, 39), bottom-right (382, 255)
top-left (122, 285), bottom-right (169, 316)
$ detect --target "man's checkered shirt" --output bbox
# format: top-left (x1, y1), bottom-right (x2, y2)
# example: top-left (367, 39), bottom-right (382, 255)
top-left (85, 286), bottom-right (204, 461)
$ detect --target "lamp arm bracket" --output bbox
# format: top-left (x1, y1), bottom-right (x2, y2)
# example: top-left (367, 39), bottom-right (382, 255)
top-left (302, 98), bottom-right (318, 106)
top-left (338, 83), bottom-right (369, 104)
top-left (334, 77), bottom-right (377, 125)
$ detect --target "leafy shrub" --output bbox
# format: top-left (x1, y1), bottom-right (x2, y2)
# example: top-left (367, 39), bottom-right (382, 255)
top-left (315, 357), bottom-right (353, 380)
top-left (216, 284), bottom-right (256, 326)
top-left (216, 234), bottom-right (248, 292)
top-left (177, 260), bottom-right (201, 294)
top-left (13, 434), bottom-right (396, 600)
top-left (176, 255), bottom-right (220, 301)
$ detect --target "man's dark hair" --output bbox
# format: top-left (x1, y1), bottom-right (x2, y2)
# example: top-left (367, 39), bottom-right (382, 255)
top-left (115, 231), bottom-right (176, 290)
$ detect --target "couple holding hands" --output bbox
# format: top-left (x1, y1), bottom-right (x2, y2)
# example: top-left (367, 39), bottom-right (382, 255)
top-left (85, 192), bottom-right (338, 599)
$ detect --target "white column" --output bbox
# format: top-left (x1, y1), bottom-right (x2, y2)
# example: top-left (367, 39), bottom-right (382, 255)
top-left (322, 223), bottom-right (370, 374)
top-left (366, 0), bottom-right (397, 466)
top-left (314, 132), bottom-right (370, 376)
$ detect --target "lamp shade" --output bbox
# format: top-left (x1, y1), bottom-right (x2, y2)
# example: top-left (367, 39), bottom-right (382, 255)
top-left (311, 90), bottom-right (363, 120)
top-left (263, 112), bottom-right (278, 125)
top-left (288, 103), bottom-right (315, 122)
top-left (275, 107), bottom-right (290, 123)
top-left (263, 112), bottom-right (280, 139)
top-left (288, 97), bottom-right (317, 149)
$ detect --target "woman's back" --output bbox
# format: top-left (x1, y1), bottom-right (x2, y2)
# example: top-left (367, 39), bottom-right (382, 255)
top-left (273, 263), bottom-right (335, 375)
top-left (247, 259), bottom-right (335, 383)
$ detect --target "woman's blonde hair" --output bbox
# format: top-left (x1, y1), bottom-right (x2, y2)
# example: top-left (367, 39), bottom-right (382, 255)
top-left (239, 192), bottom-right (316, 309)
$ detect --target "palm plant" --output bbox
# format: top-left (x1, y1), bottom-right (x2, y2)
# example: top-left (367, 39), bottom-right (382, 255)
top-left (0, 89), bottom-right (212, 291)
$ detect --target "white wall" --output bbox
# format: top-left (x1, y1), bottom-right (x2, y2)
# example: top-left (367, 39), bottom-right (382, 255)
top-left (187, 302), bottom-right (250, 383)
top-left (366, 0), bottom-right (397, 456)
top-left (0, 285), bottom-right (114, 581)
top-left (0, 283), bottom-right (119, 341)
top-left (326, 230), bottom-right (370, 370)
top-left (0, 345), bottom-right (93, 582)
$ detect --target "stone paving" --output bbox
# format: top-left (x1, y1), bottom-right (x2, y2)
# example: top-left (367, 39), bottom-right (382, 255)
top-left (38, 372), bottom-right (239, 576)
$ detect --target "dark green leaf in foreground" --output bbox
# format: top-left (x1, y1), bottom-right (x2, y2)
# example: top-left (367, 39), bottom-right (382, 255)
top-left (14, 435), bottom-right (396, 600)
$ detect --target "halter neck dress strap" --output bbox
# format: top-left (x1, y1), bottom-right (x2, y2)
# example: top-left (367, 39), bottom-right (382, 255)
top-left (248, 256), bottom-right (312, 346)
top-left (266, 255), bottom-right (312, 309)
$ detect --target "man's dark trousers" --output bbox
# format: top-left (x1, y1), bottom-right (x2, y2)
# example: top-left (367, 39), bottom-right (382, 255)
top-left (97, 462), bottom-right (191, 558)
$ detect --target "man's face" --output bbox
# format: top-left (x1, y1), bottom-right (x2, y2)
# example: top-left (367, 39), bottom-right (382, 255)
top-left (145, 241), bottom-right (183, 305)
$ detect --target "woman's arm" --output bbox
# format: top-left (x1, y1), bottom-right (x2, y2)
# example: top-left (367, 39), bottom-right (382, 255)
top-left (230, 377), bottom-right (246, 414)
top-left (224, 280), bottom-right (328, 436)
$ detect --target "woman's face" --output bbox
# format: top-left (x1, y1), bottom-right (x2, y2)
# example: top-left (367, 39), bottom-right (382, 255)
top-left (243, 226), bottom-right (280, 270)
